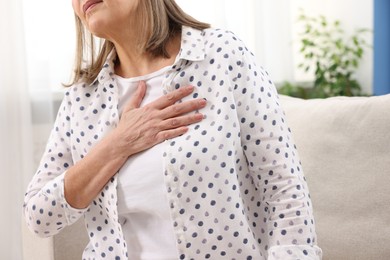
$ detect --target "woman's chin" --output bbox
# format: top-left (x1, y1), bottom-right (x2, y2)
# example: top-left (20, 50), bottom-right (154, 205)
top-left (86, 20), bottom-right (106, 38)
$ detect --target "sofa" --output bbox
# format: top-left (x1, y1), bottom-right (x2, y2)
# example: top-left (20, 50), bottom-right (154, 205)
top-left (22, 94), bottom-right (390, 259)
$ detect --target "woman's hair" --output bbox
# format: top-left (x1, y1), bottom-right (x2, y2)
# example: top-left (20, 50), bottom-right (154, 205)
top-left (68, 0), bottom-right (210, 86)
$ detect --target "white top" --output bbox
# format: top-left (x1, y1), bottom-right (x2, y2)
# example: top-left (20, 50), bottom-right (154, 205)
top-left (115, 66), bottom-right (178, 260)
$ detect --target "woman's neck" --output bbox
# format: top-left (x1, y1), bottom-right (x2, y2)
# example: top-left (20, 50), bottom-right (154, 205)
top-left (113, 34), bottom-right (181, 79)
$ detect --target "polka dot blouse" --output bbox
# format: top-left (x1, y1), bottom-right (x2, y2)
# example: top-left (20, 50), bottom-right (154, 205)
top-left (24, 26), bottom-right (322, 259)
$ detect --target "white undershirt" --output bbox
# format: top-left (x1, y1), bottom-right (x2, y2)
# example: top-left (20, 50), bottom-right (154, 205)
top-left (115, 66), bottom-right (178, 260)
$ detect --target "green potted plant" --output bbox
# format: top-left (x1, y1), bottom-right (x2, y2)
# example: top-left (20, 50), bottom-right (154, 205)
top-left (278, 12), bottom-right (371, 99)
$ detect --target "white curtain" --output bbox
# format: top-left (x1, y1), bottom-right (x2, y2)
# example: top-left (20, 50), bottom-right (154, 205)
top-left (0, 0), bottom-right (33, 259)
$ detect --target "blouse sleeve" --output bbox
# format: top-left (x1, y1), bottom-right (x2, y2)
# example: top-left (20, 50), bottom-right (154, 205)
top-left (23, 90), bottom-right (87, 238)
top-left (231, 40), bottom-right (322, 259)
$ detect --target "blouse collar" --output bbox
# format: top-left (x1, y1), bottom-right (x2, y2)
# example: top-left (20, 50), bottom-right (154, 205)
top-left (91, 26), bottom-right (207, 87)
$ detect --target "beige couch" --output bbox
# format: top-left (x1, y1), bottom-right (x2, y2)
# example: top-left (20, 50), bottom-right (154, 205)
top-left (22, 94), bottom-right (390, 259)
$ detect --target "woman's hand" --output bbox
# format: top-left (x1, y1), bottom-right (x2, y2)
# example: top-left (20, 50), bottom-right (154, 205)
top-left (112, 81), bottom-right (206, 158)
top-left (64, 81), bottom-right (205, 209)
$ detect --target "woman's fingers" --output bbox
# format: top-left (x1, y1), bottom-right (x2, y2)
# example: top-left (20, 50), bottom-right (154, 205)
top-left (122, 82), bottom-right (206, 121)
top-left (152, 85), bottom-right (196, 110)
top-left (122, 81), bottom-right (147, 112)
top-left (156, 126), bottom-right (190, 142)
top-left (123, 84), bottom-right (197, 114)
top-left (160, 98), bottom-right (206, 119)
top-left (161, 113), bottom-right (204, 130)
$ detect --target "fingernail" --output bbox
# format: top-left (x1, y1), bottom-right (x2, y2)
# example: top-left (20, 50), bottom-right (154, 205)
top-left (195, 113), bottom-right (204, 120)
top-left (199, 99), bottom-right (207, 106)
top-left (187, 85), bottom-right (194, 91)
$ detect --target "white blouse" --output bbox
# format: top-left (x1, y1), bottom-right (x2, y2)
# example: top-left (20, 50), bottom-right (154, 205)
top-left (24, 26), bottom-right (322, 260)
top-left (115, 67), bottom-right (178, 259)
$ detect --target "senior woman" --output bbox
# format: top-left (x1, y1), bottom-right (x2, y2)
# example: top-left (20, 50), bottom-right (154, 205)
top-left (24, 0), bottom-right (322, 259)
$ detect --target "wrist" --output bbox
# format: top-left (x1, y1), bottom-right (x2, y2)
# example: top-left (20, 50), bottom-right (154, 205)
top-left (102, 128), bottom-right (131, 162)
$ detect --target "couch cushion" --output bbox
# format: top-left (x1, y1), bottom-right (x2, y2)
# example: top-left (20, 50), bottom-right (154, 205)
top-left (279, 94), bottom-right (390, 260)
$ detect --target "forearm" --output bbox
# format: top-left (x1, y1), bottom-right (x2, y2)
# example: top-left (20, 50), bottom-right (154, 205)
top-left (64, 131), bottom-right (128, 209)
